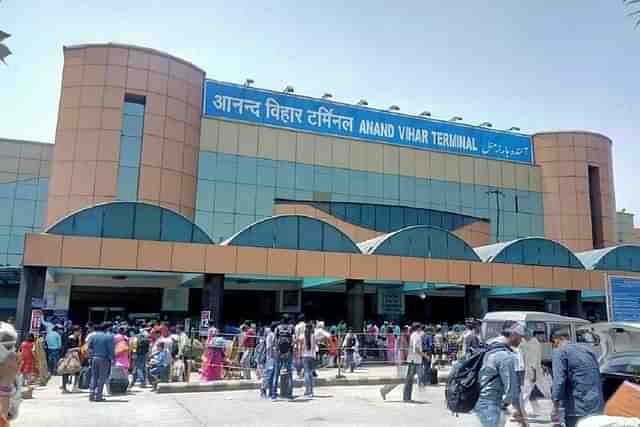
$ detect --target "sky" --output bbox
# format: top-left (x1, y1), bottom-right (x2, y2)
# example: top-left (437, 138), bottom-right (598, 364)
top-left (2, 1), bottom-right (639, 223)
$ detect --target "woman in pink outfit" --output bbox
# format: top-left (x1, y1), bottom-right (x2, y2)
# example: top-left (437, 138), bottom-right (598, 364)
top-left (385, 327), bottom-right (396, 362)
top-left (113, 327), bottom-right (130, 370)
top-left (201, 327), bottom-right (224, 381)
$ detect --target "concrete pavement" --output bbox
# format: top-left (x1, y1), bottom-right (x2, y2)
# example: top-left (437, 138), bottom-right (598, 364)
top-left (14, 381), bottom-right (553, 427)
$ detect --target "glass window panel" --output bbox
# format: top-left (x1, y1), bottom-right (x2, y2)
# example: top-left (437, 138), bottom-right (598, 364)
top-left (255, 186), bottom-right (275, 216)
top-left (389, 206), bottom-right (404, 231)
top-left (195, 210), bottom-right (213, 237)
top-left (361, 205), bottom-right (376, 230)
top-left (73, 205), bottom-right (103, 237)
top-left (161, 210), bottom-right (193, 242)
top-left (274, 217), bottom-right (298, 249)
top-left (12, 199), bottom-right (36, 227)
top-left (213, 212), bottom-right (235, 242)
top-left (34, 201), bottom-right (46, 229)
top-left (192, 224), bottom-right (212, 244)
top-left (119, 136), bottom-right (142, 167)
top-left (37, 178), bottom-right (49, 202)
top-left (123, 101), bottom-right (145, 116)
top-left (399, 176), bottom-right (415, 203)
top-left (9, 229), bottom-right (27, 254)
top-left (298, 218), bottom-right (322, 251)
top-left (216, 153), bottom-right (238, 182)
top-left (274, 187), bottom-right (295, 200)
top-left (7, 254), bottom-right (21, 266)
top-left (236, 184), bottom-right (256, 215)
top-left (429, 229), bottom-right (447, 258)
top-left (366, 173), bottom-right (383, 198)
top-left (237, 156), bottom-right (257, 184)
top-left (375, 205), bottom-right (390, 232)
top-left (214, 182), bottom-right (236, 213)
top-left (276, 162), bottom-right (295, 189)
top-left (313, 166), bottom-right (332, 193)
top-left (447, 235), bottom-right (465, 260)
top-left (461, 185), bottom-right (474, 208)
top-left (121, 114), bottom-right (144, 137)
top-left (198, 152), bottom-right (217, 181)
top-left (383, 175), bottom-right (399, 200)
top-left (430, 211), bottom-right (443, 228)
top-left (196, 179), bottom-right (215, 212)
top-left (295, 164), bottom-right (314, 191)
top-left (15, 180), bottom-right (37, 200)
top-left (501, 189), bottom-right (516, 212)
top-left (345, 204), bottom-right (361, 225)
top-left (415, 179), bottom-right (430, 208)
top-left (0, 181), bottom-right (16, 199)
top-left (236, 221), bottom-right (272, 247)
top-left (0, 235), bottom-right (8, 253)
top-left (0, 142), bottom-right (19, 158)
top-left (332, 169), bottom-right (349, 194)
top-left (116, 166), bottom-right (139, 200)
top-left (256, 159), bottom-right (276, 187)
top-left (102, 202), bottom-right (135, 238)
top-left (133, 204), bottom-right (162, 241)
top-left (234, 214), bottom-right (256, 233)
top-left (330, 203), bottom-right (346, 221)
top-left (445, 182), bottom-right (461, 209)
top-left (431, 180), bottom-right (445, 207)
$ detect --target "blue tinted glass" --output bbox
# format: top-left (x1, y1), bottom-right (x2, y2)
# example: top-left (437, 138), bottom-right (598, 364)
top-left (314, 166), bottom-right (332, 193)
top-left (216, 153), bottom-right (238, 182)
top-left (8, 233), bottom-right (24, 254)
top-left (122, 114), bottom-right (144, 137)
top-left (237, 156), bottom-right (257, 184)
top-left (236, 184), bottom-right (256, 215)
top-left (368, 173), bottom-right (383, 198)
top-left (119, 136), bottom-right (142, 167)
top-left (383, 175), bottom-right (399, 199)
top-left (276, 162), bottom-right (295, 189)
top-left (48, 217), bottom-right (73, 235)
top-left (238, 221), bottom-right (273, 247)
top-left (375, 205), bottom-right (390, 231)
top-left (428, 229), bottom-right (447, 258)
top-left (15, 180), bottom-right (37, 200)
top-left (431, 180), bottom-right (445, 207)
top-left (116, 166), bottom-right (139, 200)
top-left (349, 170), bottom-right (367, 196)
top-left (196, 180), bottom-right (215, 212)
top-left (123, 101), bottom-right (145, 116)
top-left (234, 214), bottom-right (256, 232)
top-left (0, 181), bottom-right (16, 199)
top-left (134, 204), bottom-right (162, 241)
top-left (37, 178), bottom-right (49, 201)
top-left (389, 207), bottom-right (404, 231)
top-left (0, 235), bottom-right (8, 253)
top-left (213, 212), bottom-right (235, 242)
top-left (461, 185), bottom-right (474, 208)
top-left (256, 159), bottom-right (276, 187)
top-left (161, 210), bottom-right (193, 243)
top-left (295, 164), bottom-right (314, 191)
top-left (102, 202), bottom-right (135, 238)
top-left (198, 152), bottom-right (217, 180)
top-left (73, 205), bottom-right (103, 237)
top-left (404, 208), bottom-right (418, 227)
top-left (214, 182), bottom-right (236, 213)
top-left (255, 186), bottom-right (275, 216)
top-left (447, 235), bottom-right (465, 260)
top-left (332, 169), bottom-right (349, 193)
top-left (399, 176), bottom-right (415, 202)
top-left (299, 218), bottom-right (322, 251)
top-left (195, 210), bottom-right (213, 236)
top-left (361, 205), bottom-right (376, 229)
top-left (415, 179), bottom-right (430, 207)
top-left (12, 199), bottom-right (36, 227)
top-left (274, 217), bottom-right (298, 249)
top-left (445, 182), bottom-right (461, 209)
top-left (34, 201), bottom-right (46, 228)
top-left (192, 224), bottom-right (212, 244)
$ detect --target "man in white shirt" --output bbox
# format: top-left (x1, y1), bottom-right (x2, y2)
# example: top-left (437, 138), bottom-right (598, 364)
top-left (380, 323), bottom-right (423, 401)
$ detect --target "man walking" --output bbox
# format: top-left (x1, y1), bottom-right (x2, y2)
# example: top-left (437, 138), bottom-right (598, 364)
top-left (474, 321), bottom-right (526, 427)
top-left (87, 322), bottom-right (114, 402)
top-left (131, 327), bottom-right (150, 387)
top-left (551, 328), bottom-right (604, 427)
top-left (45, 326), bottom-right (62, 375)
top-left (380, 323), bottom-right (424, 401)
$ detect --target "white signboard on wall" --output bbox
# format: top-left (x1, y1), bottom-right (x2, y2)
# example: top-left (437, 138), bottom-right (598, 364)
top-left (43, 282), bottom-right (71, 311)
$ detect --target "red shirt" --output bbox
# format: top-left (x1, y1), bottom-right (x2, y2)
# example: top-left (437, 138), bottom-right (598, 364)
top-left (244, 328), bottom-right (256, 349)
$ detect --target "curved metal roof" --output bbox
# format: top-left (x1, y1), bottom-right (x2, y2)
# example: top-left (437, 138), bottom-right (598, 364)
top-left (46, 201), bottom-right (213, 244)
top-left (475, 237), bottom-right (585, 269)
top-left (221, 215), bottom-right (361, 253)
top-left (358, 225), bottom-right (481, 261)
top-left (576, 245), bottom-right (640, 272)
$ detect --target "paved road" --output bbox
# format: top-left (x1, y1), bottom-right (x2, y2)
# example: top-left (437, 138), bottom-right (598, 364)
top-left (14, 382), bottom-right (552, 427)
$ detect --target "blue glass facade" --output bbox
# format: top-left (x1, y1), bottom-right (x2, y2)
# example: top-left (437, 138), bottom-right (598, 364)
top-left (116, 96), bottom-right (146, 201)
top-left (195, 151), bottom-right (544, 244)
top-left (479, 238), bottom-right (585, 269)
top-left (0, 140), bottom-right (50, 266)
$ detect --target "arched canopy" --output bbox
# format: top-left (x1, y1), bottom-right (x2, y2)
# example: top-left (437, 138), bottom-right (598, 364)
top-left (221, 215), bottom-right (360, 253)
top-left (46, 201), bottom-right (213, 244)
top-left (475, 237), bottom-right (584, 269)
top-left (358, 225), bottom-right (481, 261)
top-left (577, 245), bottom-right (640, 272)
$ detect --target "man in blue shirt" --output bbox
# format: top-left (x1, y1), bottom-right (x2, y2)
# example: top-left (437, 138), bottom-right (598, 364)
top-left (148, 341), bottom-right (171, 390)
top-left (45, 326), bottom-right (62, 375)
top-left (551, 328), bottom-right (604, 427)
top-left (87, 322), bottom-right (114, 402)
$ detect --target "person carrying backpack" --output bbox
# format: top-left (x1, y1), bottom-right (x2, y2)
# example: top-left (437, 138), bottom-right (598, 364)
top-left (131, 329), bottom-right (150, 388)
top-left (445, 321), bottom-right (527, 427)
top-left (270, 316), bottom-right (294, 400)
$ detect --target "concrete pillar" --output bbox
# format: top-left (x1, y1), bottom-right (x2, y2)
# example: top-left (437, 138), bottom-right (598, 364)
top-left (464, 285), bottom-right (484, 320)
top-left (346, 279), bottom-right (365, 331)
top-left (566, 290), bottom-right (583, 318)
top-left (202, 274), bottom-right (224, 329)
top-left (16, 266), bottom-right (47, 339)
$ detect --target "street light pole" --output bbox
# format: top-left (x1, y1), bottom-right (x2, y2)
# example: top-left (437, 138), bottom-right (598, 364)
top-left (486, 189), bottom-right (505, 242)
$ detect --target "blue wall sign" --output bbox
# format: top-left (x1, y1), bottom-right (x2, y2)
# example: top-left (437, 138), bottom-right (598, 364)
top-left (203, 80), bottom-right (534, 164)
top-left (607, 276), bottom-right (640, 321)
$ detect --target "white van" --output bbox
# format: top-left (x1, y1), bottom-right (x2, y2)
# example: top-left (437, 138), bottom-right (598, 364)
top-left (481, 311), bottom-right (591, 362)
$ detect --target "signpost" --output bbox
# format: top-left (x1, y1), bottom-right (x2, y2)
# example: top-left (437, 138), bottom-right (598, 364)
top-left (606, 275), bottom-right (640, 321)
top-left (200, 310), bottom-right (211, 336)
top-left (30, 309), bottom-right (43, 335)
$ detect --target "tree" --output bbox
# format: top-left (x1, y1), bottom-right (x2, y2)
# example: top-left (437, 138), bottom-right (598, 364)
top-left (624, 0), bottom-right (640, 28)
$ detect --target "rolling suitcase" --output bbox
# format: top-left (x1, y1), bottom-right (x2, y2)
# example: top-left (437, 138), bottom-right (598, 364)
top-left (107, 366), bottom-right (129, 395)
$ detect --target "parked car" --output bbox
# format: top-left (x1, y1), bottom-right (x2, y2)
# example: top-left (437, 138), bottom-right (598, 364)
top-left (585, 322), bottom-right (640, 401)
top-left (481, 311), bottom-right (591, 363)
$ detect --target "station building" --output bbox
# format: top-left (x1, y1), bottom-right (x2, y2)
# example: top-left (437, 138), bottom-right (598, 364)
top-left (6, 43), bottom-right (640, 335)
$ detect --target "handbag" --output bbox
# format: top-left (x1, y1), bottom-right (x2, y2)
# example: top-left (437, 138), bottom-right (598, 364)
top-left (57, 352), bottom-right (81, 375)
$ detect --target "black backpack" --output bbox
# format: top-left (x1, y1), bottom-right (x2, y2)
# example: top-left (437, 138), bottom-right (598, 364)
top-left (445, 343), bottom-right (510, 414)
top-left (276, 325), bottom-right (293, 356)
top-left (136, 335), bottom-right (150, 356)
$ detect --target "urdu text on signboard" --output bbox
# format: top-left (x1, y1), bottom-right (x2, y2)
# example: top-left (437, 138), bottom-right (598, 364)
top-left (203, 80), bottom-right (533, 164)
